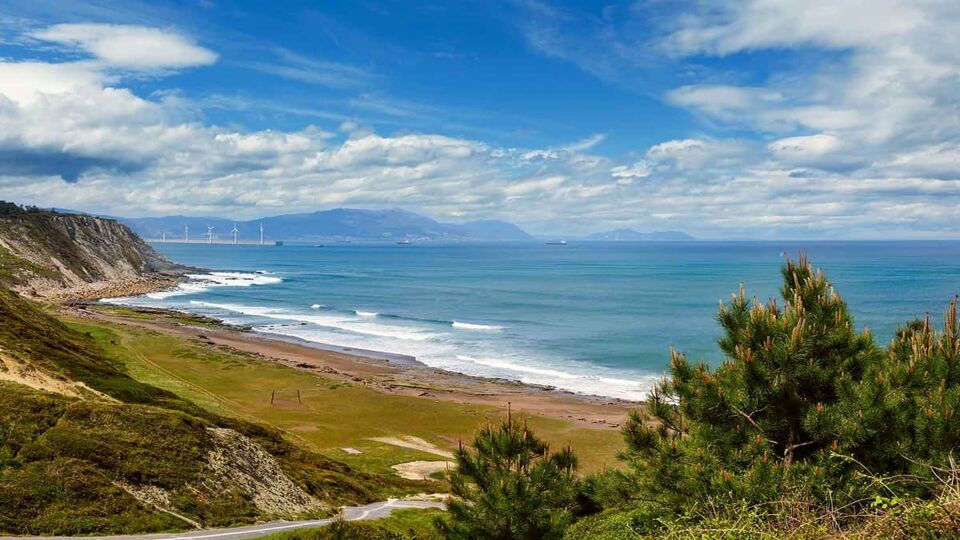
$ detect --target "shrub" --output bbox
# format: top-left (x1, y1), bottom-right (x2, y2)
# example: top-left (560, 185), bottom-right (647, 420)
top-left (438, 415), bottom-right (580, 540)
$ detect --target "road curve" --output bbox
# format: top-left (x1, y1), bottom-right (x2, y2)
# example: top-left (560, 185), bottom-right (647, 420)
top-left (0, 500), bottom-right (446, 540)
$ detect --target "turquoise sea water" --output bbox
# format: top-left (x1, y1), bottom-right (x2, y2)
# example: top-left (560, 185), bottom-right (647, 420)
top-left (107, 241), bottom-right (960, 401)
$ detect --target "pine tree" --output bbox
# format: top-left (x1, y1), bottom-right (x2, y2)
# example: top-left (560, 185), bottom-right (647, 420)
top-left (438, 412), bottom-right (579, 540)
top-left (622, 255), bottom-right (881, 507)
top-left (825, 296), bottom-right (960, 480)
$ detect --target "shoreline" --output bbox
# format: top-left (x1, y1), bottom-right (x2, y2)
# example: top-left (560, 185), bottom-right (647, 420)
top-left (96, 273), bottom-right (651, 404)
top-left (25, 274), bottom-right (183, 302)
top-left (70, 287), bottom-right (638, 429)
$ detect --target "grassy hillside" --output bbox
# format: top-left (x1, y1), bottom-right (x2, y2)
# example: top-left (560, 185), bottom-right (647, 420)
top-left (0, 286), bottom-right (420, 536)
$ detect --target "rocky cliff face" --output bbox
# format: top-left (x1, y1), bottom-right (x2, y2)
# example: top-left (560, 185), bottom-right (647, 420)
top-left (0, 207), bottom-right (180, 298)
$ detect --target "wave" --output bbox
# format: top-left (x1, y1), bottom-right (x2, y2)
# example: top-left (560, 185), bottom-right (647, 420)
top-left (111, 274), bottom-right (655, 400)
top-left (186, 271), bottom-right (283, 287)
top-left (189, 301), bottom-right (441, 342)
top-left (130, 271), bottom-right (283, 301)
top-left (457, 355), bottom-right (652, 401)
top-left (452, 321), bottom-right (504, 332)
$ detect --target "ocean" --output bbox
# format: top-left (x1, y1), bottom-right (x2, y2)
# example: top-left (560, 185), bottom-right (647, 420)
top-left (105, 241), bottom-right (960, 401)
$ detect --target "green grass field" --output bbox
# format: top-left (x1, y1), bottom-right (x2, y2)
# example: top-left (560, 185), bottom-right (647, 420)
top-left (64, 316), bottom-right (626, 476)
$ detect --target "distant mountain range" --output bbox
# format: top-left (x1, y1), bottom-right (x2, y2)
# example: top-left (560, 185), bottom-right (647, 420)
top-left (583, 228), bottom-right (695, 241)
top-left (117, 208), bottom-right (533, 242)
top-left (77, 207), bottom-right (694, 243)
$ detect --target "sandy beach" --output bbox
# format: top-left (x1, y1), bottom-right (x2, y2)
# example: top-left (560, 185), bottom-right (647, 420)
top-left (67, 301), bottom-right (638, 430)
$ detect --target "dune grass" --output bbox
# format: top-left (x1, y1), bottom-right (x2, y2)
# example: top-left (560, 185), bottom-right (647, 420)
top-left (62, 316), bottom-right (626, 476)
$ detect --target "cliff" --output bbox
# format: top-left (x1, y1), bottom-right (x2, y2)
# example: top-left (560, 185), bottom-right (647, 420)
top-left (0, 203), bottom-right (181, 299)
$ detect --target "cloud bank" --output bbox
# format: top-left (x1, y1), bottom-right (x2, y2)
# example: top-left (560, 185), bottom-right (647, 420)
top-left (2, 6), bottom-right (960, 239)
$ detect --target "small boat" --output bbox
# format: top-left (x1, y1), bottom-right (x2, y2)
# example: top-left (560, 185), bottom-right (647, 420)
top-left (396, 240), bottom-right (412, 245)
top-left (312, 244), bottom-right (325, 248)
top-left (546, 240), bottom-right (568, 245)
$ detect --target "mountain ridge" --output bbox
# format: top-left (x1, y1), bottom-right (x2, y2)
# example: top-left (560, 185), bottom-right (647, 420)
top-left (118, 208), bottom-right (533, 242)
top-left (111, 208), bottom-right (691, 243)
top-left (582, 228), bottom-right (694, 241)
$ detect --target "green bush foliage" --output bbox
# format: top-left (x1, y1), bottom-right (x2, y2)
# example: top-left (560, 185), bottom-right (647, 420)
top-left (438, 414), bottom-right (580, 540)
top-left (579, 255), bottom-right (960, 538)
top-left (0, 458), bottom-right (183, 535)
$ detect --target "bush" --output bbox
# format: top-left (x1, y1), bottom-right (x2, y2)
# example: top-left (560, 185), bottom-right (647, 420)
top-left (21, 400), bottom-right (209, 488)
top-left (0, 458), bottom-right (183, 535)
top-left (586, 256), bottom-right (960, 538)
top-left (438, 415), bottom-right (580, 540)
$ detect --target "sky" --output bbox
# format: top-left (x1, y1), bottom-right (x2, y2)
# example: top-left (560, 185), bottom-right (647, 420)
top-left (0, 0), bottom-right (958, 238)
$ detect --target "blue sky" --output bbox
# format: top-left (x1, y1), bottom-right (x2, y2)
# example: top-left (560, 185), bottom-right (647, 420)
top-left (0, 0), bottom-right (959, 238)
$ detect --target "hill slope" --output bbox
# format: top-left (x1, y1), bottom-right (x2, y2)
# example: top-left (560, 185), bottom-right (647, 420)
top-left (0, 284), bottom-right (414, 535)
top-left (0, 203), bottom-right (179, 298)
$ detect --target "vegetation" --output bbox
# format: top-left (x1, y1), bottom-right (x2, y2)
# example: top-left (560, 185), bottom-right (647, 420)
top-left (567, 256), bottom-right (960, 538)
top-left (352, 255), bottom-right (960, 539)
top-left (8, 232), bottom-right (960, 539)
top-left (61, 312), bottom-right (624, 475)
top-left (0, 286), bottom-right (418, 535)
top-left (438, 414), bottom-right (580, 539)
top-left (0, 200), bottom-right (166, 292)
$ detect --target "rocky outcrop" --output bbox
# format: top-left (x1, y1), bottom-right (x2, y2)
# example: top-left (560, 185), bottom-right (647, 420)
top-left (204, 427), bottom-right (322, 515)
top-left (114, 428), bottom-right (323, 526)
top-left (0, 207), bottom-right (182, 298)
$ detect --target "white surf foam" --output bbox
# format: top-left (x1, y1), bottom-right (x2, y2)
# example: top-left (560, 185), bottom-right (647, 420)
top-left (114, 278), bottom-right (658, 400)
top-left (455, 355), bottom-right (653, 400)
top-left (452, 321), bottom-right (504, 332)
top-left (186, 272), bottom-right (283, 287)
top-left (190, 301), bottom-right (440, 342)
top-left (225, 303), bottom-right (656, 400)
top-left (121, 271), bottom-right (283, 301)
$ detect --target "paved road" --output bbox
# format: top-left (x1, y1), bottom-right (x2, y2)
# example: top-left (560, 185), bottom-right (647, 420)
top-left (0, 500), bottom-right (446, 540)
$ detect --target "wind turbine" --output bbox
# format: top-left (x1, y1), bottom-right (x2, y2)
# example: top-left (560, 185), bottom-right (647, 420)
top-left (184, 225), bottom-right (189, 243)
top-left (207, 225), bottom-right (214, 244)
top-left (259, 222), bottom-right (264, 245)
top-left (231, 224), bottom-right (239, 245)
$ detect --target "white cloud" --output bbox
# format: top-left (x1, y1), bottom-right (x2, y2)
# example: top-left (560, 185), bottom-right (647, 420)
top-left (661, 1), bottom-right (925, 56)
top-left (4, 18), bottom-right (960, 238)
top-left (563, 133), bottom-right (606, 152)
top-left (646, 138), bottom-right (752, 172)
top-left (30, 23), bottom-right (217, 69)
top-left (610, 162), bottom-right (650, 182)
top-left (767, 133), bottom-right (842, 163)
top-left (667, 85), bottom-right (782, 118)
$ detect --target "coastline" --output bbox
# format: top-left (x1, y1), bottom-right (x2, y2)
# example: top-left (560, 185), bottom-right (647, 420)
top-left (26, 274), bottom-right (182, 302)
top-left (68, 277), bottom-right (638, 429)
